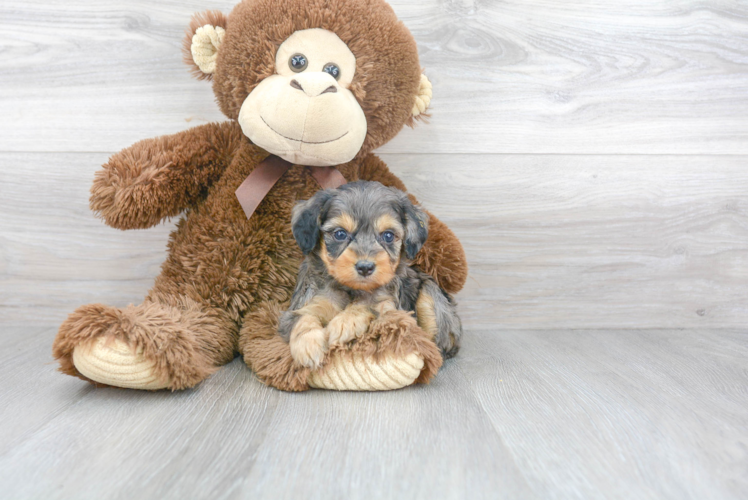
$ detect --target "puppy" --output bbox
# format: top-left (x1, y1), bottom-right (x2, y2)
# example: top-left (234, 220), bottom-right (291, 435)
top-left (278, 180), bottom-right (462, 369)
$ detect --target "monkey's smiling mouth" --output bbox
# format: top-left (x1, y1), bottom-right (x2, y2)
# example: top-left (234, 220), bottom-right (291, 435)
top-left (261, 116), bottom-right (349, 145)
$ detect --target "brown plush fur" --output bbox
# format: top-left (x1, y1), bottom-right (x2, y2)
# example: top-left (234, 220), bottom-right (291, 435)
top-left (54, 297), bottom-right (237, 390)
top-left (53, 0), bottom-right (468, 391)
top-left (240, 302), bottom-right (442, 390)
top-left (90, 121), bottom-right (244, 230)
top-left (205, 0), bottom-right (423, 158)
top-left (327, 310), bottom-right (443, 386)
top-left (240, 301), bottom-right (311, 391)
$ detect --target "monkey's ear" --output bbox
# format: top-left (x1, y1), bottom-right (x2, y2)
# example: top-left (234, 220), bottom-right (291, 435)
top-left (291, 191), bottom-right (334, 255)
top-left (399, 194), bottom-right (430, 260)
top-left (411, 74), bottom-right (433, 119)
top-left (182, 10), bottom-right (228, 80)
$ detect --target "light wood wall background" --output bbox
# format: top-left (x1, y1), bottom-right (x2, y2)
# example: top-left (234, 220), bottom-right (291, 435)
top-left (1, 0), bottom-right (747, 330)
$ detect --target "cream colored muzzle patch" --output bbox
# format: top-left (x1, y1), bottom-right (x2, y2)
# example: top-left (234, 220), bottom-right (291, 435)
top-left (73, 337), bottom-right (171, 390)
top-left (237, 28), bottom-right (367, 167)
top-left (191, 25), bottom-right (225, 75)
top-left (238, 74), bottom-right (367, 166)
top-left (308, 352), bottom-right (424, 391)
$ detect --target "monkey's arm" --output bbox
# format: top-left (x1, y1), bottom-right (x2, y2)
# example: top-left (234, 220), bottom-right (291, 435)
top-left (358, 154), bottom-right (468, 294)
top-left (90, 121), bottom-right (244, 229)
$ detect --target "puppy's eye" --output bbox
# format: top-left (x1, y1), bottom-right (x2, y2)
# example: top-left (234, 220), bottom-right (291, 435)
top-left (333, 229), bottom-right (348, 241)
top-left (381, 231), bottom-right (395, 243)
top-left (323, 63), bottom-right (340, 80)
top-left (289, 54), bottom-right (308, 73)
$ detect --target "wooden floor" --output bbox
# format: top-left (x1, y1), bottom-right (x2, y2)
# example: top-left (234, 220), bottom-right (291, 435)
top-left (0, 326), bottom-right (745, 499)
top-left (1, 0), bottom-right (747, 498)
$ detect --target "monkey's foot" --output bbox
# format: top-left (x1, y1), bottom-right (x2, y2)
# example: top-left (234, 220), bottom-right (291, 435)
top-left (308, 352), bottom-right (424, 391)
top-left (241, 303), bottom-right (445, 392)
top-left (53, 300), bottom-right (234, 390)
top-left (73, 337), bottom-right (170, 390)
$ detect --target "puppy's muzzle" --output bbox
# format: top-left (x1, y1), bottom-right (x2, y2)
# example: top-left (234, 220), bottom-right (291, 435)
top-left (355, 260), bottom-right (376, 277)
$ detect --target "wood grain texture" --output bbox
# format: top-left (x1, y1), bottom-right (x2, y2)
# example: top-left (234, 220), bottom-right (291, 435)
top-left (0, 326), bottom-right (745, 499)
top-left (385, 153), bottom-right (748, 329)
top-left (0, 326), bottom-right (532, 500)
top-left (2, 1), bottom-right (748, 498)
top-left (2, 152), bottom-right (746, 329)
top-left (460, 327), bottom-right (748, 500)
top-left (1, 0), bottom-right (747, 154)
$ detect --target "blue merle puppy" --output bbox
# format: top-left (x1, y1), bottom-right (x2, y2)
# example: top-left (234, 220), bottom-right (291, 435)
top-left (278, 181), bottom-right (462, 369)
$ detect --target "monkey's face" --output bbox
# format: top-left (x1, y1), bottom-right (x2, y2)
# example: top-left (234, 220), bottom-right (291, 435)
top-left (291, 181), bottom-right (429, 292)
top-left (238, 29), bottom-right (367, 167)
top-left (184, 1), bottom-right (433, 163)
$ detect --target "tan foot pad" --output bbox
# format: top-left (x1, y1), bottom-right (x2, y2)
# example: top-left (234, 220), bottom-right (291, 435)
top-left (72, 337), bottom-right (170, 390)
top-left (308, 352), bottom-right (424, 391)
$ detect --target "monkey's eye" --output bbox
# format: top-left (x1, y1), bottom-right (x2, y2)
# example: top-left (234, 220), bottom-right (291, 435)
top-left (323, 63), bottom-right (341, 80)
top-left (289, 54), bottom-right (308, 73)
top-left (381, 231), bottom-right (395, 243)
top-left (333, 229), bottom-right (348, 241)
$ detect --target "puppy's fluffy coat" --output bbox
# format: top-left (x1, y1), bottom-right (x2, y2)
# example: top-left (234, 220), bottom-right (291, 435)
top-left (279, 181), bottom-right (462, 369)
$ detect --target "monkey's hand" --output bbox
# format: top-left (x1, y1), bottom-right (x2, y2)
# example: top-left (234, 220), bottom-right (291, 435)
top-left (90, 121), bottom-right (243, 229)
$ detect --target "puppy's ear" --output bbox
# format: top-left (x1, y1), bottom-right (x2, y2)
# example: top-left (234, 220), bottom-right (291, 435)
top-left (292, 191), bottom-right (333, 254)
top-left (398, 194), bottom-right (429, 260)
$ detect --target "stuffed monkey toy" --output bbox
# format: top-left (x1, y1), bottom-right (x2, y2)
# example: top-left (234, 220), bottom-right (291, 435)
top-left (52, 0), bottom-right (468, 391)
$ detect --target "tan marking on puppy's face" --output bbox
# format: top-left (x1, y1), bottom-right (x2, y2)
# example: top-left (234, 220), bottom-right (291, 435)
top-left (320, 241), bottom-right (397, 291)
top-left (323, 213), bottom-right (357, 234)
top-left (371, 250), bottom-right (397, 288)
top-left (375, 214), bottom-right (403, 238)
top-left (373, 214), bottom-right (404, 272)
top-left (321, 243), bottom-right (363, 288)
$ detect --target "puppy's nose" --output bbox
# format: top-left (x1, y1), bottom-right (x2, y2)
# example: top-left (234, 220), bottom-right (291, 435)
top-left (355, 261), bottom-right (376, 277)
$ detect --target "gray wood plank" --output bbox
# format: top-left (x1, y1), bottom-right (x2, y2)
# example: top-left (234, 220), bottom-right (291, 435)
top-left (385, 153), bottom-right (748, 329)
top-left (1, 0), bottom-right (747, 154)
top-left (2, 152), bottom-right (746, 329)
top-left (0, 327), bottom-right (745, 499)
top-left (0, 358), bottom-right (279, 499)
top-left (0, 326), bottom-right (532, 500)
top-left (2, 1), bottom-right (747, 498)
top-left (222, 361), bottom-right (533, 500)
top-left (0, 326), bottom-right (95, 456)
top-left (459, 328), bottom-right (748, 500)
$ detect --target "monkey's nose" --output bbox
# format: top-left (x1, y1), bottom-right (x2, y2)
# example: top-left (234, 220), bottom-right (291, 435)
top-left (290, 73), bottom-right (339, 97)
top-left (355, 261), bottom-right (376, 277)
top-left (290, 79), bottom-right (304, 92)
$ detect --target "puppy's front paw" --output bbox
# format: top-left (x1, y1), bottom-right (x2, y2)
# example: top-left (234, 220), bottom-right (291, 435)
top-left (290, 328), bottom-right (328, 369)
top-left (326, 306), bottom-right (375, 347)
